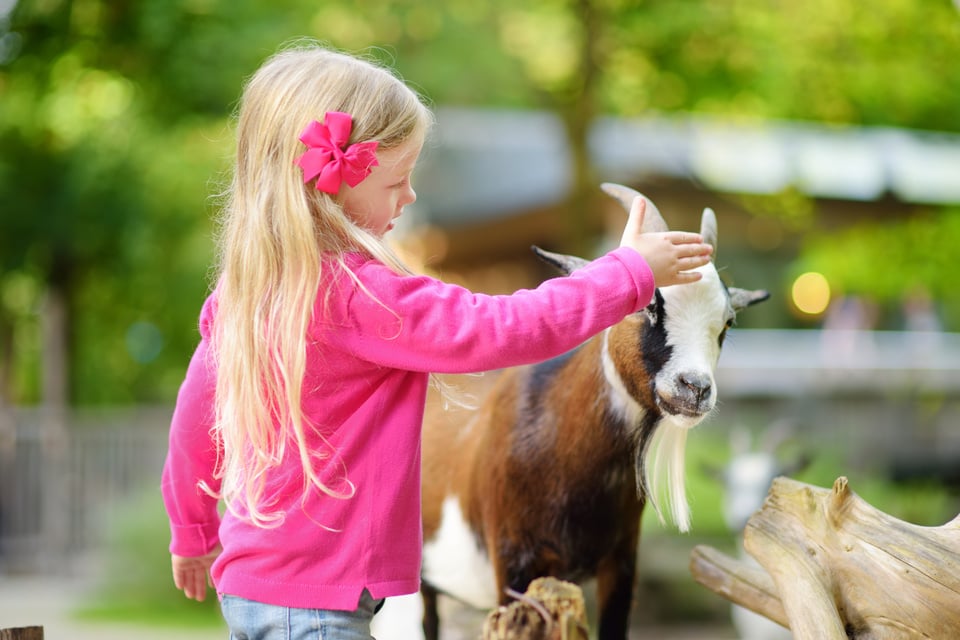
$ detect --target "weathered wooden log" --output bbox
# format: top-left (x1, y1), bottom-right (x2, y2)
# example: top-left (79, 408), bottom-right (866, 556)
top-left (481, 577), bottom-right (589, 640)
top-left (0, 627), bottom-right (44, 640)
top-left (689, 544), bottom-right (790, 629)
top-left (690, 476), bottom-right (960, 640)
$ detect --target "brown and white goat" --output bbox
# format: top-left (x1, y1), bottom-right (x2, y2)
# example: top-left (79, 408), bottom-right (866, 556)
top-left (418, 183), bottom-right (769, 640)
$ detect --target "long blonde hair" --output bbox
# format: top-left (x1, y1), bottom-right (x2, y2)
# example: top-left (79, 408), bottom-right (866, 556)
top-left (209, 42), bottom-right (433, 528)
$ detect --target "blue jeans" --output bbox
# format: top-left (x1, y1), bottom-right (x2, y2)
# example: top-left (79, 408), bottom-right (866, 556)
top-left (220, 590), bottom-right (383, 640)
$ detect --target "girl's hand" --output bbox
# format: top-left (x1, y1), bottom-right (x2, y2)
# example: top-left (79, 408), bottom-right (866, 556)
top-left (171, 545), bottom-right (221, 602)
top-left (619, 196), bottom-right (713, 287)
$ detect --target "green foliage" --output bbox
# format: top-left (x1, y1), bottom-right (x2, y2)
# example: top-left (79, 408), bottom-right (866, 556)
top-left (2, 0), bottom-right (959, 404)
top-left (604, 0), bottom-right (960, 130)
top-left (644, 423), bottom-right (958, 540)
top-left (797, 208), bottom-right (960, 328)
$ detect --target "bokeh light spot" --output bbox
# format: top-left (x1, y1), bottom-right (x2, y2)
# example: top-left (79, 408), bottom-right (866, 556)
top-left (791, 271), bottom-right (831, 315)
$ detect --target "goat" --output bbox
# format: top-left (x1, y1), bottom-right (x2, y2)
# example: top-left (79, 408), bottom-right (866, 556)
top-left (715, 423), bottom-right (809, 640)
top-left (418, 183), bottom-right (769, 640)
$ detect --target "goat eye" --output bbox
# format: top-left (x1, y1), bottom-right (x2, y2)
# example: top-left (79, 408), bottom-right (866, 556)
top-left (718, 318), bottom-right (734, 347)
top-left (639, 290), bottom-right (663, 325)
top-left (641, 302), bottom-right (658, 325)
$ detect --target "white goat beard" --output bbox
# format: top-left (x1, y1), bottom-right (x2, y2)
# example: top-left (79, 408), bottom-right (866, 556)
top-left (641, 419), bottom-right (691, 533)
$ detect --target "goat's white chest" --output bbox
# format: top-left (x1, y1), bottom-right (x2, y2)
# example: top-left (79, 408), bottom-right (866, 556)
top-left (421, 496), bottom-right (498, 609)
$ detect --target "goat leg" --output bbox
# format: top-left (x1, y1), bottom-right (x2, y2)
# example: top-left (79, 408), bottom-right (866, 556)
top-left (594, 547), bottom-right (638, 640)
top-left (420, 582), bottom-right (441, 640)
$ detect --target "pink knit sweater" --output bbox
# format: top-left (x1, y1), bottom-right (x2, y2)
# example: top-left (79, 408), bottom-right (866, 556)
top-left (161, 247), bottom-right (654, 610)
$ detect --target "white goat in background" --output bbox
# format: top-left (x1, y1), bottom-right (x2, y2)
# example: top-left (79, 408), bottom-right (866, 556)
top-left (719, 422), bottom-right (809, 640)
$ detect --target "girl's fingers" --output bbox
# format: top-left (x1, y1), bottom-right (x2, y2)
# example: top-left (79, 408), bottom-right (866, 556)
top-left (669, 232), bottom-right (703, 245)
top-left (675, 269), bottom-right (704, 283)
top-left (630, 196), bottom-right (647, 227)
top-left (188, 570), bottom-right (205, 600)
top-left (193, 574), bottom-right (208, 601)
top-left (624, 197), bottom-right (646, 236)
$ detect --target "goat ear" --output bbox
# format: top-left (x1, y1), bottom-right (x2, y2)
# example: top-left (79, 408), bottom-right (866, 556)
top-left (700, 208), bottom-right (718, 260)
top-left (531, 246), bottom-right (590, 275)
top-left (600, 182), bottom-right (669, 233)
top-left (729, 287), bottom-right (770, 311)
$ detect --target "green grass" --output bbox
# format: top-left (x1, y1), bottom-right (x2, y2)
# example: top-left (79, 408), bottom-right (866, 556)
top-left (642, 422), bottom-right (959, 539)
top-left (74, 488), bottom-right (224, 628)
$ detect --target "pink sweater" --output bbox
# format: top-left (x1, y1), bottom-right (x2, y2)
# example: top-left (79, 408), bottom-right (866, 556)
top-left (161, 247), bottom-right (654, 610)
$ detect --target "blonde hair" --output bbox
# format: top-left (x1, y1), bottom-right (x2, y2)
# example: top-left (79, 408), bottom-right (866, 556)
top-left (209, 42), bottom-right (433, 528)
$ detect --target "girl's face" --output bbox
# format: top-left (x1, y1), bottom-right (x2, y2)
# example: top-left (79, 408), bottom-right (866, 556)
top-left (340, 136), bottom-right (422, 237)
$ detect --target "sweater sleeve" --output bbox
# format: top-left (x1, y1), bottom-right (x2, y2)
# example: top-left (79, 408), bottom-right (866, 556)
top-left (330, 246), bottom-right (655, 373)
top-left (161, 295), bottom-right (222, 557)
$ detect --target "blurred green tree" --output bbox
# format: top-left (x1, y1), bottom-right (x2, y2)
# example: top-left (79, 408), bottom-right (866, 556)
top-left (1, 0), bottom-right (959, 405)
top-left (0, 0), bottom-right (294, 405)
top-left (601, 0), bottom-right (960, 130)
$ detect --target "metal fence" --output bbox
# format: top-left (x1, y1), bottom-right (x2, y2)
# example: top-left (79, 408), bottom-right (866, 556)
top-left (0, 407), bottom-right (171, 574)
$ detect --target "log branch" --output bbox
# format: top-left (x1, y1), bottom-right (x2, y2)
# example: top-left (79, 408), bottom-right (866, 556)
top-left (689, 545), bottom-right (789, 628)
top-left (690, 476), bottom-right (960, 640)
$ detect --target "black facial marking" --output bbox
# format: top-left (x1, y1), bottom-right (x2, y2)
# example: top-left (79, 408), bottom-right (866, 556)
top-left (718, 319), bottom-right (733, 347)
top-left (640, 290), bottom-right (672, 384)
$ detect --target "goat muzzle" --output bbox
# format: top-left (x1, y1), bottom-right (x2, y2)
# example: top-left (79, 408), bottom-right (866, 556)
top-left (656, 371), bottom-right (715, 424)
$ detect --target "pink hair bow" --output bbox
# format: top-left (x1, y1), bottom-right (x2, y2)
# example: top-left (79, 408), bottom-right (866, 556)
top-left (295, 111), bottom-right (379, 194)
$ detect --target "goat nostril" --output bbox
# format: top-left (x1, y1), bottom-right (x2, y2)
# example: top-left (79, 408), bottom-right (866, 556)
top-left (680, 373), bottom-right (712, 401)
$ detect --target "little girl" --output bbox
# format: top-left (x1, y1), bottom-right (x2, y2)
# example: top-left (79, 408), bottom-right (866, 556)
top-left (161, 42), bottom-right (712, 639)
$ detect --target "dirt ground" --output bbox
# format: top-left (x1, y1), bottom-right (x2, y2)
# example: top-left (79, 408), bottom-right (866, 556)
top-left (0, 575), bottom-right (740, 640)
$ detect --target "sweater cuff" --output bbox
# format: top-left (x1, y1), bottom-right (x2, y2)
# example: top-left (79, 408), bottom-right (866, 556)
top-left (607, 246), bottom-right (656, 309)
top-left (169, 521), bottom-right (220, 557)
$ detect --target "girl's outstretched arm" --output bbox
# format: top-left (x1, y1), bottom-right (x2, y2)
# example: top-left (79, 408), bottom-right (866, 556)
top-left (329, 246), bottom-right (653, 374)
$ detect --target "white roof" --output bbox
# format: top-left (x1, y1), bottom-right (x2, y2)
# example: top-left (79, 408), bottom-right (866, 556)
top-left (413, 108), bottom-right (960, 225)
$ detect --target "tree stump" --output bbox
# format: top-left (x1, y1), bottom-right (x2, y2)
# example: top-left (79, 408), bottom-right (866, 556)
top-left (0, 628), bottom-right (44, 640)
top-left (481, 577), bottom-right (589, 640)
top-left (690, 476), bottom-right (960, 640)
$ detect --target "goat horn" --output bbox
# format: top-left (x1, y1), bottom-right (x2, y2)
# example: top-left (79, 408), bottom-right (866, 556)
top-left (600, 182), bottom-right (669, 233)
top-left (700, 208), bottom-right (718, 262)
top-left (531, 246), bottom-right (590, 275)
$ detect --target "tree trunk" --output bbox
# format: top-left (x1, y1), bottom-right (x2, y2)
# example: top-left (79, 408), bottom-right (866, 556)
top-left (0, 318), bottom-right (13, 404)
top-left (558, 0), bottom-right (602, 257)
top-left (39, 285), bottom-right (70, 569)
top-left (40, 286), bottom-right (69, 408)
top-left (690, 476), bottom-right (960, 640)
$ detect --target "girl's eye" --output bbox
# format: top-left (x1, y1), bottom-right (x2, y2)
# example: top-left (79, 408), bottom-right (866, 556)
top-left (392, 177), bottom-right (410, 188)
